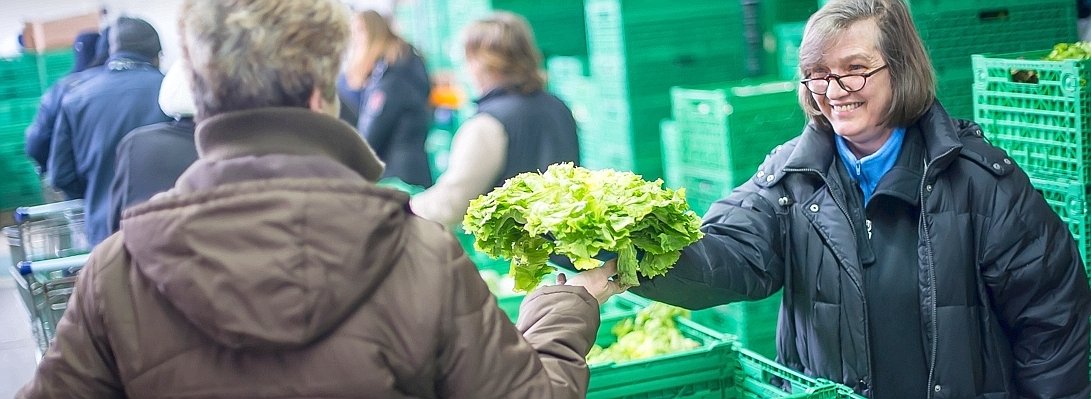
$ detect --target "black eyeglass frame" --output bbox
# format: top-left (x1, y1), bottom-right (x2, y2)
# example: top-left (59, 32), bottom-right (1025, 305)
top-left (799, 64), bottom-right (889, 95)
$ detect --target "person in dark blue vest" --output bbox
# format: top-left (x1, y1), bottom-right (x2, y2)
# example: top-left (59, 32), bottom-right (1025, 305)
top-left (411, 12), bottom-right (579, 227)
top-left (48, 17), bottom-right (170, 246)
top-left (336, 9), bottom-right (433, 188)
top-left (24, 29), bottom-right (108, 177)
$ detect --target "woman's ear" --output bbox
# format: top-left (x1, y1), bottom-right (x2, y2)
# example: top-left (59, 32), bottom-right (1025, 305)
top-left (309, 88), bottom-right (340, 117)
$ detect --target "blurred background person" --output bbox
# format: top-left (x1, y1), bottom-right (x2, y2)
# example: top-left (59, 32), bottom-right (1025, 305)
top-left (108, 60), bottom-right (198, 233)
top-left (47, 16), bottom-right (169, 246)
top-left (24, 30), bottom-right (105, 178)
top-left (337, 9), bottom-right (433, 187)
top-left (411, 11), bottom-right (579, 226)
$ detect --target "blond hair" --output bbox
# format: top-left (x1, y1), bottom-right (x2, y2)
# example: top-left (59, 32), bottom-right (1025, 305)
top-left (798, 0), bottom-right (935, 130)
top-left (344, 10), bottom-right (409, 89)
top-left (463, 12), bottom-right (544, 94)
top-left (179, 0), bottom-right (350, 120)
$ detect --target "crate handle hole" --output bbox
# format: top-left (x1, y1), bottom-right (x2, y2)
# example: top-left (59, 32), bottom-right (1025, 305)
top-left (978, 9), bottom-right (1010, 22)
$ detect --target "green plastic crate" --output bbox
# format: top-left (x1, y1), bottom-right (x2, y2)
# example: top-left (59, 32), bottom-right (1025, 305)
top-left (669, 80), bottom-right (805, 182)
top-left (774, 22), bottom-right (806, 81)
top-left (972, 50), bottom-right (1091, 183)
top-left (587, 315), bottom-right (739, 399)
top-left (735, 348), bottom-right (841, 399)
top-left (660, 119), bottom-right (683, 189)
top-left (0, 98), bottom-right (40, 128)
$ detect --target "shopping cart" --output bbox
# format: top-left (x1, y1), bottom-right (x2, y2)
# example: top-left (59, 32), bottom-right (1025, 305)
top-left (3, 199), bottom-right (91, 354)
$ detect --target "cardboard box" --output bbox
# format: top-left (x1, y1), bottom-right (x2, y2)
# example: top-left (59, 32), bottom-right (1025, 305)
top-left (22, 12), bottom-right (100, 53)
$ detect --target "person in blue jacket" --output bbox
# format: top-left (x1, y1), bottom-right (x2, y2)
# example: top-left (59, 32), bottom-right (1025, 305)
top-left (24, 29), bottom-right (108, 176)
top-left (336, 9), bottom-right (433, 188)
top-left (48, 17), bottom-right (170, 246)
top-left (583, 0), bottom-right (1090, 397)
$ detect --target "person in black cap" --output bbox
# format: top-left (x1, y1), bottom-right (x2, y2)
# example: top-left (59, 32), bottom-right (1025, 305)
top-left (24, 29), bottom-right (109, 180)
top-left (48, 16), bottom-right (170, 246)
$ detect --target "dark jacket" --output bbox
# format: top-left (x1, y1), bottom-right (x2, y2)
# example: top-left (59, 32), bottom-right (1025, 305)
top-left (108, 118), bottom-right (197, 232)
top-left (631, 103), bottom-right (1091, 398)
top-left (338, 48), bottom-right (433, 187)
top-left (47, 52), bottom-right (170, 246)
top-left (18, 107), bottom-right (600, 398)
top-left (475, 87), bottom-right (580, 188)
top-left (24, 66), bottom-right (103, 174)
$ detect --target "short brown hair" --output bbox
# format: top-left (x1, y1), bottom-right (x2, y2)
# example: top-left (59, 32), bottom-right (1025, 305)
top-left (463, 12), bottom-right (544, 94)
top-left (179, 0), bottom-right (350, 120)
top-left (797, 0), bottom-right (935, 130)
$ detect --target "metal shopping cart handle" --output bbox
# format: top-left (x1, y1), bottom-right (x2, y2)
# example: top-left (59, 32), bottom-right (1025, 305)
top-left (14, 199), bottom-right (85, 224)
top-left (18, 253), bottom-right (91, 275)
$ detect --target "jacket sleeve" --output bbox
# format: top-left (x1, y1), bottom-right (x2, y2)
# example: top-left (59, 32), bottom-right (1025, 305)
top-left (434, 245), bottom-right (599, 399)
top-left (980, 168), bottom-right (1091, 398)
top-left (17, 251), bottom-right (124, 398)
top-left (25, 85), bottom-right (63, 172)
top-left (629, 181), bottom-right (786, 309)
top-left (46, 106), bottom-right (85, 199)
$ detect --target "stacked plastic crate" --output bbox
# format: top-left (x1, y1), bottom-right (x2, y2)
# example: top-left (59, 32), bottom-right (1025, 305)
top-left (665, 80), bottom-right (805, 216)
top-left (909, 0), bottom-right (1076, 120)
top-left (580, 0), bottom-right (765, 181)
top-left (971, 49), bottom-right (1091, 378)
top-left (0, 50), bottom-right (72, 210)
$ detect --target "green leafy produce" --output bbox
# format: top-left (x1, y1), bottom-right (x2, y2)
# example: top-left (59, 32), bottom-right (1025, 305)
top-left (587, 303), bottom-right (699, 364)
top-left (463, 163), bottom-right (704, 292)
top-left (1045, 42), bottom-right (1091, 61)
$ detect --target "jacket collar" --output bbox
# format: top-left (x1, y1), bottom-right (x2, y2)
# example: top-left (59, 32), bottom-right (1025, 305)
top-left (783, 102), bottom-right (963, 175)
top-left (195, 107), bottom-right (385, 181)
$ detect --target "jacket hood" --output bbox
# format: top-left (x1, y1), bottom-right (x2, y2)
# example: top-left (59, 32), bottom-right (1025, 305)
top-left (120, 108), bottom-right (404, 350)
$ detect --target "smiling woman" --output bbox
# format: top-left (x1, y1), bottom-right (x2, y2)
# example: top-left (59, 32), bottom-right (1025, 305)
top-left (600, 0), bottom-right (1091, 398)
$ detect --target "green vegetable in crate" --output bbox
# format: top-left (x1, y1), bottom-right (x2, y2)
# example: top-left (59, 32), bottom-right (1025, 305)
top-left (463, 163), bottom-right (704, 292)
top-left (586, 303), bottom-right (699, 364)
top-left (1044, 42), bottom-right (1091, 61)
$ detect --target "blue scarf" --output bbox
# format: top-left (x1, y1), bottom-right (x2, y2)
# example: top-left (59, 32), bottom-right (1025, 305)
top-left (835, 127), bottom-right (906, 205)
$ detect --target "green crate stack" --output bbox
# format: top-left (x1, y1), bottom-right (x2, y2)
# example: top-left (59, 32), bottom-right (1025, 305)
top-left (34, 49), bottom-right (75, 89)
top-left (910, 0), bottom-right (1076, 120)
top-left (972, 50), bottom-right (1091, 183)
top-left (395, 0), bottom-right (456, 71)
top-left (668, 79), bottom-right (805, 215)
top-left (774, 22), bottom-right (806, 81)
top-left (0, 55), bottom-right (45, 99)
top-left (659, 119), bottom-right (683, 189)
top-left (0, 98), bottom-right (45, 209)
top-left (546, 57), bottom-right (606, 171)
top-left (493, 0), bottom-right (588, 59)
top-left (690, 291), bottom-right (783, 360)
top-left (757, 0), bottom-right (818, 81)
top-left (582, 0), bottom-right (765, 181)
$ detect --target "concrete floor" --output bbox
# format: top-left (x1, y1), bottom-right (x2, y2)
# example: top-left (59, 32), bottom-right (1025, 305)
top-left (0, 242), bottom-right (39, 397)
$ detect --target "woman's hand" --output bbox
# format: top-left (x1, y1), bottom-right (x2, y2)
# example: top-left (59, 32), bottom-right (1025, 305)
top-left (556, 259), bottom-right (630, 304)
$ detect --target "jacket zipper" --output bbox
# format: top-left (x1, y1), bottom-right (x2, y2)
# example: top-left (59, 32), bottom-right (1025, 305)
top-left (783, 167), bottom-right (873, 390)
top-left (920, 148), bottom-right (956, 398)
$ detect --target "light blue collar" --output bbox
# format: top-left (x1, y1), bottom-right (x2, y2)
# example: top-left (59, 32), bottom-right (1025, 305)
top-left (835, 127), bottom-right (906, 205)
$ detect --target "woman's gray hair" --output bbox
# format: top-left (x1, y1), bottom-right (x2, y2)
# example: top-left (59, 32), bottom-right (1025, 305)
top-left (797, 0), bottom-right (935, 130)
top-left (179, 0), bottom-right (350, 121)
